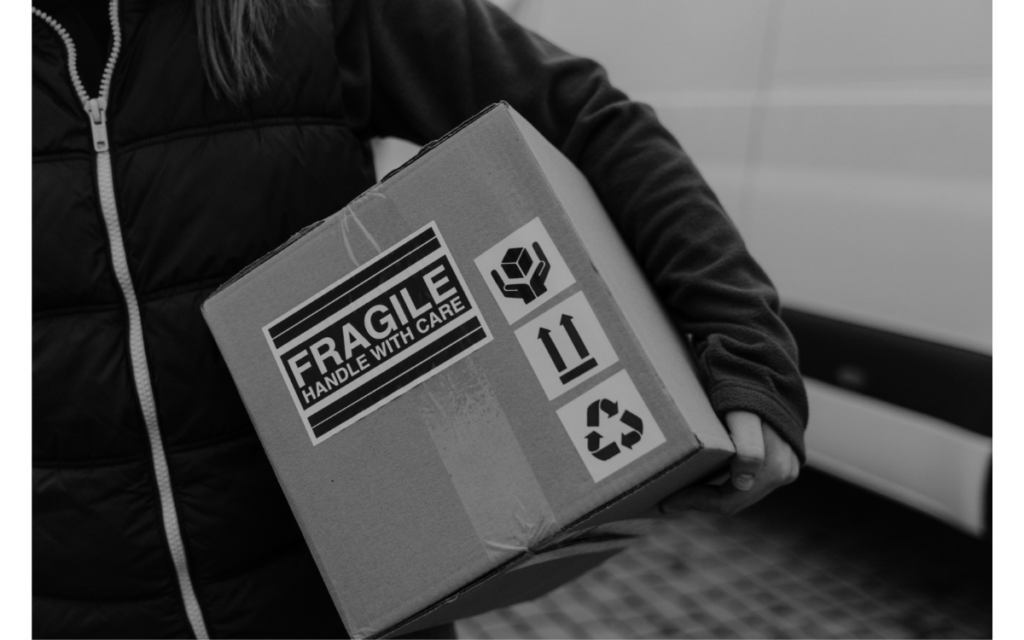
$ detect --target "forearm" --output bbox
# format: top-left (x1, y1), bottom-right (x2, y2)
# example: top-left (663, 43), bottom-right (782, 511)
top-left (356, 0), bottom-right (809, 458)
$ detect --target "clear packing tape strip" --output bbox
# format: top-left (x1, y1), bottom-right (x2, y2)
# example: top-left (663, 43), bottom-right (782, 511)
top-left (418, 357), bottom-right (559, 559)
top-left (339, 191), bottom-right (559, 562)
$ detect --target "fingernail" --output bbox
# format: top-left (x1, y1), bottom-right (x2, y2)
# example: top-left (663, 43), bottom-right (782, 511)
top-left (734, 474), bottom-right (755, 490)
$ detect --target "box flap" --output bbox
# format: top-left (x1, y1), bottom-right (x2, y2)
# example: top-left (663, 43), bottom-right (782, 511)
top-left (388, 538), bottom-right (630, 637)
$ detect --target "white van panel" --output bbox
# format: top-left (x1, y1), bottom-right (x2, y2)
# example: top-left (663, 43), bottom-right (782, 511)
top-left (773, 0), bottom-right (992, 81)
top-left (805, 379), bottom-right (991, 535)
top-left (533, 1), bottom-right (773, 93)
top-left (745, 159), bottom-right (991, 353)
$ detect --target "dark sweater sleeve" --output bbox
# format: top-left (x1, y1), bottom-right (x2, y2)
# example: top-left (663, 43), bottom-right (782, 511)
top-left (351, 0), bottom-right (809, 461)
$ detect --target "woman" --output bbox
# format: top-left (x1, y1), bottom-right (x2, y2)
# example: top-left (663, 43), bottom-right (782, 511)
top-left (32, 0), bottom-right (807, 637)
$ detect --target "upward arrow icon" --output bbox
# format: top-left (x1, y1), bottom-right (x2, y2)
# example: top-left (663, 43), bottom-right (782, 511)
top-left (527, 294), bottom-right (607, 390)
top-left (537, 316), bottom-right (599, 385)
top-left (559, 314), bottom-right (590, 359)
top-left (537, 327), bottom-right (566, 372)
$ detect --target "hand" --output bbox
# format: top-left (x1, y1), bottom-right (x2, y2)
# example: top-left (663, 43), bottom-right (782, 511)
top-left (529, 242), bottom-right (550, 296)
top-left (490, 270), bottom-right (536, 302)
top-left (657, 411), bottom-right (800, 516)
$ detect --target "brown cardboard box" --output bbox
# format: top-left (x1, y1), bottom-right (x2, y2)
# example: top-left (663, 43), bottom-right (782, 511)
top-left (202, 103), bottom-right (734, 638)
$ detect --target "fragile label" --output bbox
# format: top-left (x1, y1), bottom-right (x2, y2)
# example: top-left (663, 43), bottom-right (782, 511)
top-left (556, 370), bottom-right (666, 483)
top-left (514, 291), bottom-right (618, 400)
top-left (474, 218), bottom-right (575, 325)
top-left (264, 222), bottom-right (492, 445)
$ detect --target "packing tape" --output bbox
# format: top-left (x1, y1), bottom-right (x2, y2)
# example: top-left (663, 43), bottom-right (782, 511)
top-left (341, 190), bottom-right (556, 559)
top-left (418, 357), bottom-right (558, 560)
top-left (339, 200), bottom-right (384, 267)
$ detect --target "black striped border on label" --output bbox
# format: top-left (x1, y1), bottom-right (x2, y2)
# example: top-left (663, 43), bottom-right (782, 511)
top-left (263, 221), bottom-right (493, 445)
top-left (309, 317), bottom-right (488, 438)
top-left (267, 226), bottom-right (440, 349)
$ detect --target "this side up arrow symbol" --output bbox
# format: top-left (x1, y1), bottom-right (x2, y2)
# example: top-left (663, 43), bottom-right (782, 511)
top-left (559, 314), bottom-right (590, 359)
top-left (537, 327), bottom-right (566, 372)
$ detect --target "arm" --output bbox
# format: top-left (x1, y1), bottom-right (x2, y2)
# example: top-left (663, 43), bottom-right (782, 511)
top-left (349, 0), bottom-right (809, 503)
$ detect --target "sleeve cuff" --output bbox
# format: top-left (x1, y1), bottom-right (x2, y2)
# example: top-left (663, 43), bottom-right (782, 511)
top-left (708, 382), bottom-right (808, 465)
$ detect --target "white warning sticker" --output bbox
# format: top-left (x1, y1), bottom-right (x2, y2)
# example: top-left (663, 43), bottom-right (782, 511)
top-left (263, 222), bottom-right (492, 445)
top-left (514, 291), bottom-right (618, 400)
top-left (556, 369), bottom-right (666, 483)
top-left (474, 218), bottom-right (576, 325)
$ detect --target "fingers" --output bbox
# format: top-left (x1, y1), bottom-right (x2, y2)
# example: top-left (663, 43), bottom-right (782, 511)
top-left (531, 242), bottom-right (547, 262)
top-left (658, 475), bottom-right (769, 517)
top-left (656, 423), bottom-right (801, 517)
top-left (764, 425), bottom-right (800, 485)
top-left (724, 411), bottom-right (765, 491)
top-left (659, 485), bottom-right (720, 515)
top-left (659, 483), bottom-right (750, 517)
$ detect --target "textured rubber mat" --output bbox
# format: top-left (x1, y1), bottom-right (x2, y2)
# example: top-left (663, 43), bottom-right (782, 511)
top-left (456, 470), bottom-right (991, 639)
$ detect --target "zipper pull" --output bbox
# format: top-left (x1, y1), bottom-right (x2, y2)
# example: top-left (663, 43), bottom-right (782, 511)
top-left (85, 97), bottom-right (109, 152)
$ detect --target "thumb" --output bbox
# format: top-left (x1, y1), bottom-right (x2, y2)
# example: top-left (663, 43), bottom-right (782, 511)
top-left (724, 411), bottom-right (765, 491)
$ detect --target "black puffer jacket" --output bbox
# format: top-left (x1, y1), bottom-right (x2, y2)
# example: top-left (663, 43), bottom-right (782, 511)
top-left (33, 0), bottom-right (808, 637)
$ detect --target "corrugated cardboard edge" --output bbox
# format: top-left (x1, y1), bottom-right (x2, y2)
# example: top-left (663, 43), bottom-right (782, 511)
top-left (379, 103), bottom-right (505, 185)
top-left (378, 444), bottom-right (712, 638)
top-left (204, 102), bottom-right (504, 310)
top-left (389, 540), bottom-right (631, 637)
top-left (206, 218), bottom-right (327, 302)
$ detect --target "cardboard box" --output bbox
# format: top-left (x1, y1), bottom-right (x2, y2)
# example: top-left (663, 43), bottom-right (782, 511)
top-left (202, 103), bottom-right (734, 638)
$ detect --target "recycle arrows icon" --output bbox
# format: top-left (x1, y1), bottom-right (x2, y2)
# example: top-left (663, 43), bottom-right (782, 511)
top-left (585, 398), bottom-right (644, 461)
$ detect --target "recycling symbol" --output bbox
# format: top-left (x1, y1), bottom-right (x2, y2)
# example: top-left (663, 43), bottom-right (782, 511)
top-left (585, 398), bottom-right (643, 461)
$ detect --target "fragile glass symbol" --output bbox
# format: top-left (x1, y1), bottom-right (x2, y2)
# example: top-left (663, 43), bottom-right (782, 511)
top-left (585, 398), bottom-right (644, 461)
top-left (491, 242), bottom-right (550, 303)
top-left (538, 314), bottom-right (597, 384)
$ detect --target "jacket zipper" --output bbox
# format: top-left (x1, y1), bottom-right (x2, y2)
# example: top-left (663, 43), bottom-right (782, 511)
top-left (33, 4), bottom-right (210, 638)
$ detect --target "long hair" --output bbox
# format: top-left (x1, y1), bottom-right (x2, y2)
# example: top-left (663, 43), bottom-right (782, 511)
top-left (195, 0), bottom-right (289, 103)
